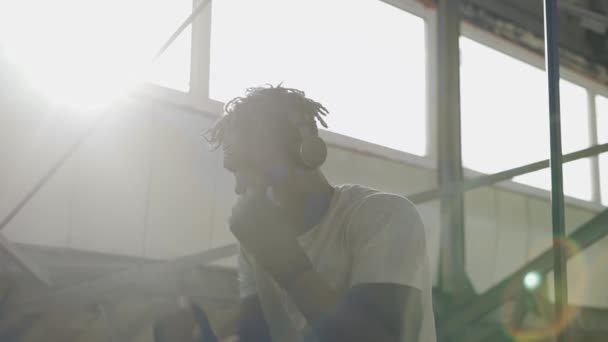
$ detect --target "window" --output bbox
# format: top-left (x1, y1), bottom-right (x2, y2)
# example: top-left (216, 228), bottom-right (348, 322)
top-left (144, 1), bottom-right (192, 92)
top-left (597, 96), bottom-right (608, 205)
top-left (0, 0), bottom-right (191, 108)
top-left (209, 0), bottom-right (428, 155)
top-left (460, 37), bottom-right (592, 200)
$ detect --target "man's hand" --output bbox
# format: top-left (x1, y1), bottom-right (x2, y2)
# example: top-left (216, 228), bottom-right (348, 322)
top-left (229, 191), bottom-right (311, 288)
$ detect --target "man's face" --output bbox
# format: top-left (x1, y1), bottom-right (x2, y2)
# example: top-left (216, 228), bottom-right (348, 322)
top-left (222, 122), bottom-right (297, 203)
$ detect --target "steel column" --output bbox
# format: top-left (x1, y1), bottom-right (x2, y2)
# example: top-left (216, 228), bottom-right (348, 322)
top-left (436, 0), bottom-right (469, 296)
top-left (544, 1), bottom-right (569, 341)
top-left (588, 93), bottom-right (601, 203)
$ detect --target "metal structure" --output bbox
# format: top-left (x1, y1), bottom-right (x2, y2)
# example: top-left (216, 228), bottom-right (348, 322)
top-left (544, 1), bottom-right (569, 341)
top-left (0, 234), bottom-right (51, 287)
top-left (409, 143), bottom-right (608, 204)
top-left (12, 244), bottom-right (237, 313)
top-left (0, 0), bottom-right (213, 287)
top-left (2, 1), bottom-right (608, 341)
top-left (460, 0), bottom-right (608, 83)
top-left (436, 0), bottom-right (471, 298)
top-left (439, 209), bottom-right (608, 340)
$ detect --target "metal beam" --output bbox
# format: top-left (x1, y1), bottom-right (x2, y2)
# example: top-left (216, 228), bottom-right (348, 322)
top-left (32, 142), bottom-right (606, 311)
top-left (464, 0), bottom-right (542, 34)
top-left (0, 0), bottom-right (213, 235)
top-left (438, 208), bottom-right (608, 339)
top-left (408, 143), bottom-right (608, 204)
top-left (13, 243), bottom-right (237, 313)
top-left (544, 1), bottom-right (569, 341)
top-left (560, 2), bottom-right (608, 31)
top-left (155, 0), bottom-right (211, 59)
top-left (436, 0), bottom-right (470, 296)
top-left (0, 233), bottom-right (52, 287)
top-left (0, 0), bottom-right (213, 300)
top-left (588, 93), bottom-right (602, 203)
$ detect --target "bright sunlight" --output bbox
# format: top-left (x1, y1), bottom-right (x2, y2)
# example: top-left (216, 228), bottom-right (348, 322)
top-left (0, 0), bottom-right (191, 110)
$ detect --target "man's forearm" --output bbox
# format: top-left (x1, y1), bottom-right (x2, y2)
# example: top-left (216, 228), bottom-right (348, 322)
top-left (287, 270), bottom-right (399, 342)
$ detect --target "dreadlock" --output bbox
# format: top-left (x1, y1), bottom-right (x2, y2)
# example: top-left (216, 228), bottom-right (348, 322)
top-left (204, 84), bottom-right (329, 150)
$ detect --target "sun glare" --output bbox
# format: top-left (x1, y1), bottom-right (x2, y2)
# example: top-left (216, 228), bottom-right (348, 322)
top-left (0, 0), bottom-right (191, 110)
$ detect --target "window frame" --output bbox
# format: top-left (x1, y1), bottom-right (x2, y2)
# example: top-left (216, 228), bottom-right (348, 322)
top-left (136, 0), bottom-right (436, 168)
top-left (460, 22), bottom-right (606, 209)
top-left (135, 0), bottom-right (607, 210)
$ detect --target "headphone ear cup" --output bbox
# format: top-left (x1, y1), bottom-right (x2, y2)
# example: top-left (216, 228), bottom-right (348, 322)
top-left (299, 135), bottom-right (327, 169)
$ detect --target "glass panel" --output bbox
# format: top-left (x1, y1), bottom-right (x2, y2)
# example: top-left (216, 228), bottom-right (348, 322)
top-left (460, 37), bottom-right (592, 200)
top-left (145, 1), bottom-right (192, 92)
top-left (210, 0), bottom-right (427, 155)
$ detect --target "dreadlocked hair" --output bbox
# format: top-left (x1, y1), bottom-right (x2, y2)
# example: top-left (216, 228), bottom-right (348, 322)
top-left (204, 84), bottom-right (329, 150)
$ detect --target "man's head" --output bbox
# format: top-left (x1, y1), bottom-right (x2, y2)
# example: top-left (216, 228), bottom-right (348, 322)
top-left (205, 85), bottom-right (330, 207)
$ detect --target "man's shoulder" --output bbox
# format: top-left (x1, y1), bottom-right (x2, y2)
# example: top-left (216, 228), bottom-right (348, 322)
top-left (337, 184), bottom-right (416, 213)
top-left (336, 184), bottom-right (421, 230)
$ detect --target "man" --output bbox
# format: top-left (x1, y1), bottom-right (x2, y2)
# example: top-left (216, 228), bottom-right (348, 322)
top-left (205, 85), bottom-right (436, 342)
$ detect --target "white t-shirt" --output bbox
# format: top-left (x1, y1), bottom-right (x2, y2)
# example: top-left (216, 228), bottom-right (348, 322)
top-left (238, 184), bottom-right (437, 342)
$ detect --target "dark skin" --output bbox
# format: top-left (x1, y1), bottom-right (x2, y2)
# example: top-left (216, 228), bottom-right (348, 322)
top-left (223, 122), bottom-right (423, 342)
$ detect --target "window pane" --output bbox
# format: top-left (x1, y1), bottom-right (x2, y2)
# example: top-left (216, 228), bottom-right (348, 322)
top-left (210, 0), bottom-right (427, 155)
top-left (513, 160), bottom-right (593, 200)
top-left (0, 0), bottom-right (191, 107)
top-left (145, 1), bottom-right (192, 92)
top-left (597, 96), bottom-right (608, 205)
top-left (460, 37), bottom-right (592, 200)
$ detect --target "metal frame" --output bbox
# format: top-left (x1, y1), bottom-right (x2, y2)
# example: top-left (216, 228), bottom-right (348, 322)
top-left (134, 0), bottom-right (607, 211)
top-left (588, 92), bottom-right (602, 203)
top-left (543, 2), bottom-right (569, 341)
top-left (0, 0), bottom-right (213, 299)
top-left (0, 233), bottom-right (51, 287)
top-left (435, 0), bottom-right (470, 297)
top-left (13, 244), bottom-right (237, 313)
top-left (3, 3), bottom-right (608, 341)
top-left (438, 208), bottom-right (608, 340)
top-left (190, 0), bottom-right (214, 106)
top-left (9, 141), bottom-right (608, 313)
top-left (409, 143), bottom-right (608, 204)
top-left (459, 25), bottom-right (606, 210)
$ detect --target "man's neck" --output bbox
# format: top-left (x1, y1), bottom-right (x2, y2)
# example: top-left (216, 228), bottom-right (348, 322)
top-left (289, 182), bottom-right (335, 235)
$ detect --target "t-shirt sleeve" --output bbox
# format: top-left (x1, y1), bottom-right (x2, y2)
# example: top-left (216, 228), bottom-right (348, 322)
top-left (237, 246), bottom-right (257, 299)
top-left (347, 194), bottom-right (428, 290)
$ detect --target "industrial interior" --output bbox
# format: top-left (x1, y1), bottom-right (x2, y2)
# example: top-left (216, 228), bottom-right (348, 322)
top-left (0, 0), bottom-right (607, 341)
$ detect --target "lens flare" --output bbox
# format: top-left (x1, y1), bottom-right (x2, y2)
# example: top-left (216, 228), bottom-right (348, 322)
top-left (501, 238), bottom-right (587, 341)
top-left (523, 271), bottom-right (541, 291)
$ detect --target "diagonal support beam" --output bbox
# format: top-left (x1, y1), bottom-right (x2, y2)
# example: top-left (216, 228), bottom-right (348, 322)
top-left (23, 143), bottom-right (605, 313)
top-left (0, 0), bottom-right (213, 302)
top-left (438, 209), bottom-right (608, 339)
top-left (0, 233), bottom-right (52, 287)
top-left (13, 243), bottom-right (237, 313)
top-left (408, 143), bottom-right (608, 204)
